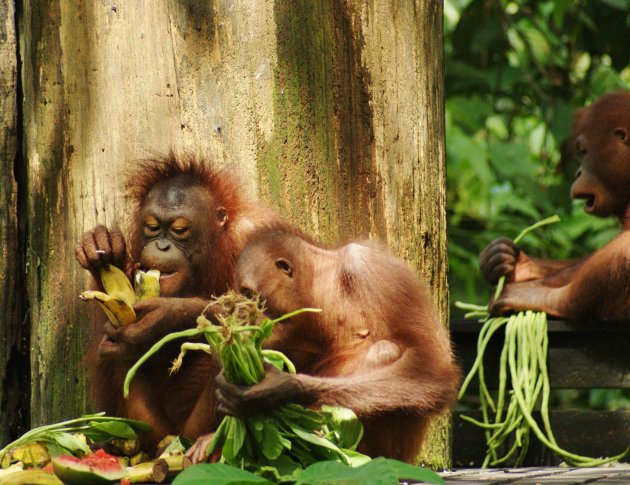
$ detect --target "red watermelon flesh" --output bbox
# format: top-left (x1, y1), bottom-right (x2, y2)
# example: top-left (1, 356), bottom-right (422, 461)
top-left (52, 449), bottom-right (125, 485)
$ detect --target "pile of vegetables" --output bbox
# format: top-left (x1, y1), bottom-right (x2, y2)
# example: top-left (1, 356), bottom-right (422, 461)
top-left (0, 414), bottom-right (192, 484)
top-left (125, 291), bottom-right (444, 484)
top-left (457, 216), bottom-right (629, 467)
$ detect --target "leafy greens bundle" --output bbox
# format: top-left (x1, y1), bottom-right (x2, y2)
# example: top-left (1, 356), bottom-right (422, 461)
top-left (125, 292), bottom-right (366, 476)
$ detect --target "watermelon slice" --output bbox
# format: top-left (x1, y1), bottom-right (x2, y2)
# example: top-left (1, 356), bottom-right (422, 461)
top-left (52, 449), bottom-right (125, 485)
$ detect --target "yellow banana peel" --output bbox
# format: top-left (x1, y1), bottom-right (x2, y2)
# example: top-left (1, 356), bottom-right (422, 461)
top-left (0, 470), bottom-right (63, 485)
top-left (79, 264), bottom-right (161, 327)
top-left (100, 265), bottom-right (135, 306)
top-left (7, 442), bottom-right (50, 467)
top-left (79, 290), bottom-right (136, 327)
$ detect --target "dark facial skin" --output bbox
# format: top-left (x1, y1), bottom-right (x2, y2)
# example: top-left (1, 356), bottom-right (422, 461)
top-left (139, 180), bottom-right (215, 297)
top-left (570, 128), bottom-right (630, 219)
top-left (76, 177), bottom-right (226, 360)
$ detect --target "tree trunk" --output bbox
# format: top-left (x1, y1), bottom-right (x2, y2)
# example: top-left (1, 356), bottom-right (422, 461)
top-left (16, 0), bottom-right (449, 467)
top-left (0, 0), bottom-right (28, 446)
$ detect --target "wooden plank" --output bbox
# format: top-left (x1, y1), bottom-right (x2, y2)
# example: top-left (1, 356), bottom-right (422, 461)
top-left (452, 410), bottom-right (630, 468)
top-left (442, 466), bottom-right (630, 484)
top-left (451, 319), bottom-right (630, 333)
top-left (452, 319), bottom-right (630, 389)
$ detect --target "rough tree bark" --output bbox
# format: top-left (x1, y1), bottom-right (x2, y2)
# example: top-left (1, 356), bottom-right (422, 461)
top-left (0, 0), bottom-right (28, 446)
top-left (15, 0), bottom-right (449, 466)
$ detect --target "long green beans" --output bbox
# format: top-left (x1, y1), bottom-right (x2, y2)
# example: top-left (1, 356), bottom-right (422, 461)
top-left (457, 216), bottom-right (628, 467)
top-left (458, 310), bottom-right (628, 466)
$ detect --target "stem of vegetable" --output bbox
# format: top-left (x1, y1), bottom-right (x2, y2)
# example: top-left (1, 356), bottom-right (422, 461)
top-left (124, 327), bottom-right (207, 397)
top-left (493, 215), bottom-right (560, 301)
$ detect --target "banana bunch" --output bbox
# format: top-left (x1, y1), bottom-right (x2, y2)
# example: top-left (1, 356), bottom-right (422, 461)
top-left (80, 265), bottom-right (160, 327)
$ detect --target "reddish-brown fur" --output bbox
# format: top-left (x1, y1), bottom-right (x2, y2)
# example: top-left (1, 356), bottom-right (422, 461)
top-left (480, 91), bottom-right (630, 319)
top-left (76, 153), bottom-right (287, 452)
top-left (228, 229), bottom-right (461, 462)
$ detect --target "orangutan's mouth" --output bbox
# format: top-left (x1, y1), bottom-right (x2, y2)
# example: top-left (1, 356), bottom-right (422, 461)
top-left (139, 266), bottom-right (176, 285)
top-left (584, 194), bottom-right (596, 211)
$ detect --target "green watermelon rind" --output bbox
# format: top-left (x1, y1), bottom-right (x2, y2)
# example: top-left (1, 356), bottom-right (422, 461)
top-left (52, 454), bottom-right (125, 485)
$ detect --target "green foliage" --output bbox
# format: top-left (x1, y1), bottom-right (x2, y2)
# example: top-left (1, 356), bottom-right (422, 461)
top-left (445, 0), bottom-right (629, 311)
top-left (172, 458), bottom-right (445, 485)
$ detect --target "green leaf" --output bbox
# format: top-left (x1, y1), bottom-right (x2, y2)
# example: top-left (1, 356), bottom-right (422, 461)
top-left (51, 433), bottom-right (91, 455)
top-left (597, 0), bottom-right (630, 10)
top-left (261, 421), bottom-right (285, 460)
top-left (294, 460), bottom-right (396, 485)
top-left (207, 418), bottom-right (230, 456)
top-left (446, 96), bottom-right (493, 134)
top-left (275, 405), bottom-right (326, 431)
top-left (322, 406), bottom-right (363, 451)
top-left (294, 458), bottom-right (444, 485)
top-left (84, 421), bottom-right (138, 441)
top-left (288, 424), bottom-right (346, 461)
top-left (221, 417), bottom-right (246, 461)
top-left (339, 448), bottom-right (372, 467)
top-left (294, 461), bottom-right (374, 484)
top-left (488, 140), bottom-right (537, 179)
top-left (259, 319), bottom-right (274, 341)
top-left (172, 463), bottom-right (274, 485)
top-left (267, 454), bottom-right (303, 478)
top-left (44, 442), bottom-right (67, 458)
top-left (366, 458), bottom-right (445, 484)
top-left (246, 418), bottom-right (264, 443)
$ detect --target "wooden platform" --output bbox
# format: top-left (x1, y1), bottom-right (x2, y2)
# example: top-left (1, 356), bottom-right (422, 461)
top-left (441, 465), bottom-right (630, 484)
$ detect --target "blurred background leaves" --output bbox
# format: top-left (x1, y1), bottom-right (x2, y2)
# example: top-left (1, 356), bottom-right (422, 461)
top-left (445, 0), bottom-right (630, 410)
top-left (445, 0), bottom-right (629, 309)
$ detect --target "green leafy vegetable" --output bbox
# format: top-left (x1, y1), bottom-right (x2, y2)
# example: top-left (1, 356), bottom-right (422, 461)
top-left (321, 405), bottom-right (364, 451)
top-left (172, 458), bottom-right (444, 485)
top-left (125, 292), bottom-right (366, 475)
top-left (172, 463), bottom-right (274, 484)
top-left (84, 420), bottom-right (140, 442)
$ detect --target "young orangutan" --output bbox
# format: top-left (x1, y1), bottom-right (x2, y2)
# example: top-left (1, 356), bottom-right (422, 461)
top-left (480, 90), bottom-right (630, 320)
top-left (210, 229), bottom-right (461, 463)
top-left (74, 153), bottom-right (286, 451)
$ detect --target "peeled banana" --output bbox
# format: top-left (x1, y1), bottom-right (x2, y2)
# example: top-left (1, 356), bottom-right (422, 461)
top-left (80, 265), bottom-right (160, 327)
top-left (134, 269), bottom-right (161, 301)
